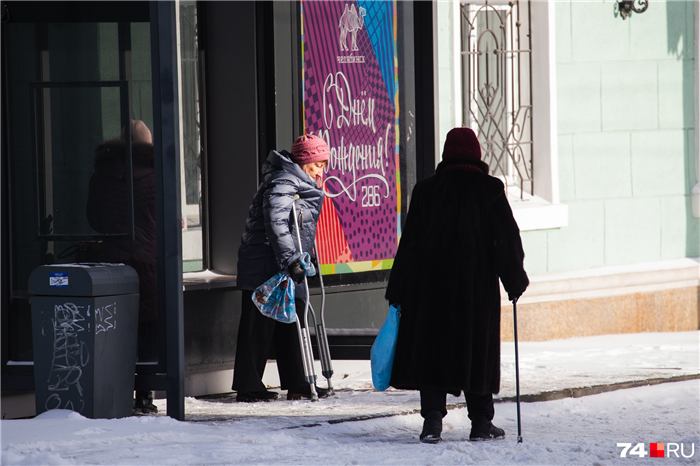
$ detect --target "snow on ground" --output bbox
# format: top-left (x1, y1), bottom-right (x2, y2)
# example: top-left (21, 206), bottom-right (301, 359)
top-left (262, 330), bottom-right (700, 403)
top-left (2, 331), bottom-right (699, 465)
top-left (2, 381), bottom-right (698, 465)
top-left (497, 331), bottom-right (700, 397)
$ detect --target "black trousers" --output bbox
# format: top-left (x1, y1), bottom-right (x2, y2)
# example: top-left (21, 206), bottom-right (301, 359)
top-left (420, 387), bottom-right (495, 425)
top-left (232, 294), bottom-right (307, 392)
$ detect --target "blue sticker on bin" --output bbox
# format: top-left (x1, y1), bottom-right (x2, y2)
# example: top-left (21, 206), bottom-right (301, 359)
top-left (49, 272), bottom-right (69, 287)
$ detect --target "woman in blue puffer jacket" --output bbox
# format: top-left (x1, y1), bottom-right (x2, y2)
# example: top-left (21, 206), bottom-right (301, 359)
top-left (233, 134), bottom-right (330, 402)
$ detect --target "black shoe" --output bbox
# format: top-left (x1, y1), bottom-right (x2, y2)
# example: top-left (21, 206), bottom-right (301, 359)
top-left (419, 411), bottom-right (443, 444)
top-left (236, 390), bottom-right (280, 402)
top-left (133, 390), bottom-right (158, 415)
top-left (287, 385), bottom-right (331, 400)
top-left (469, 422), bottom-right (505, 441)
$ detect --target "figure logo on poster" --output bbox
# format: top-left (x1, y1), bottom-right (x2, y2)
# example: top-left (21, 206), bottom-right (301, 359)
top-left (338, 3), bottom-right (366, 62)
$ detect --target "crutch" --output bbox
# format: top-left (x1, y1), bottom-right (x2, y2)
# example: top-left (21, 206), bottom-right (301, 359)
top-left (291, 195), bottom-right (318, 401)
top-left (309, 237), bottom-right (335, 395)
top-left (513, 297), bottom-right (523, 443)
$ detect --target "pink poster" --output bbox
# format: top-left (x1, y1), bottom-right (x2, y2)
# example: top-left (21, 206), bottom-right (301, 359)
top-left (302, 0), bottom-right (401, 275)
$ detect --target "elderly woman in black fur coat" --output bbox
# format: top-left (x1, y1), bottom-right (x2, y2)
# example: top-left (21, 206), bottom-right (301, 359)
top-left (385, 127), bottom-right (529, 443)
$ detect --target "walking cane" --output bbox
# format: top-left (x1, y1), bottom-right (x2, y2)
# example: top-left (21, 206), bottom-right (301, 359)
top-left (291, 195), bottom-right (318, 401)
top-left (513, 296), bottom-right (523, 443)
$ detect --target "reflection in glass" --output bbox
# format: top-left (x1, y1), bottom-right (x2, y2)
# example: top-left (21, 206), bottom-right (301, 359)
top-left (32, 83), bottom-right (131, 239)
top-left (4, 18), bottom-right (153, 363)
top-left (86, 119), bottom-right (159, 363)
top-left (177, 0), bottom-right (204, 272)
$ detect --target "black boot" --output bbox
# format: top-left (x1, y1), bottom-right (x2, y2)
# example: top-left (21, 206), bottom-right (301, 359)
top-left (287, 385), bottom-right (331, 400)
top-left (469, 422), bottom-right (505, 441)
top-left (134, 390), bottom-right (158, 415)
top-left (419, 411), bottom-right (443, 444)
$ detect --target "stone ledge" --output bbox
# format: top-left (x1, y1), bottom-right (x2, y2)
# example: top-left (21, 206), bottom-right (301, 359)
top-left (501, 286), bottom-right (699, 341)
top-left (503, 257), bottom-right (700, 305)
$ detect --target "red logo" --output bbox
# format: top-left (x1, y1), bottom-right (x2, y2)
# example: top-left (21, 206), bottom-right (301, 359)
top-left (650, 443), bottom-right (665, 458)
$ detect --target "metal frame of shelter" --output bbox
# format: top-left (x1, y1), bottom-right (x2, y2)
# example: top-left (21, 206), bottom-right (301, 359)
top-left (139, 1), bottom-right (185, 421)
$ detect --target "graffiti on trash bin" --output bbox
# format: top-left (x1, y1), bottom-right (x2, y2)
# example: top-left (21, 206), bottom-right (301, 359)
top-left (94, 302), bottom-right (116, 334)
top-left (46, 302), bottom-right (89, 413)
top-left (44, 301), bottom-right (119, 413)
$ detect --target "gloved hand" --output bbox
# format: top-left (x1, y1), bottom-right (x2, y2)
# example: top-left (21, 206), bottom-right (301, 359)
top-left (288, 260), bottom-right (305, 284)
top-left (508, 290), bottom-right (523, 302)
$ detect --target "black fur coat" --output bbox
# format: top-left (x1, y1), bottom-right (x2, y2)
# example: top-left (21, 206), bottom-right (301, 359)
top-left (385, 162), bottom-right (529, 395)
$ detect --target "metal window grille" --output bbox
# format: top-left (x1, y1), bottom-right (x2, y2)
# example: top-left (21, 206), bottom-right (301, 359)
top-left (461, 1), bottom-right (533, 198)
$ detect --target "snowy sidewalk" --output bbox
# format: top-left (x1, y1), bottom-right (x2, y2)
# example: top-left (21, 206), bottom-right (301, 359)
top-left (2, 331), bottom-right (698, 465)
top-left (179, 331), bottom-right (699, 427)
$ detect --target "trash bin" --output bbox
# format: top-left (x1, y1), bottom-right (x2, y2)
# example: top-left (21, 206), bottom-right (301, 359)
top-left (28, 263), bottom-right (140, 419)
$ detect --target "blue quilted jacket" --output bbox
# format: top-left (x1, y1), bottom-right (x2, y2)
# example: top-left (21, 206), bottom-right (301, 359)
top-left (237, 150), bottom-right (325, 296)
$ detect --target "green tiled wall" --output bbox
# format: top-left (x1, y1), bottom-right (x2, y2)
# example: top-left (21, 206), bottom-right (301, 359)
top-left (521, 230), bottom-right (549, 277)
top-left (557, 64), bottom-right (601, 134)
top-left (631, 130), bottom-right (688, 196)
top-left (605, 197), bottom-right (662, 265)
top-left (601, 62), bottom-right (658, 131)
top-left (572, 132), bottom-right (632, 200)
top-left (558, 135), bottom-right (576, 202)
top-left (658, 60), bottom-right (695, 129)
top-left (521, 0), bottom-right (697, 276)
top-left (547, 201), bottom-right (605, 273)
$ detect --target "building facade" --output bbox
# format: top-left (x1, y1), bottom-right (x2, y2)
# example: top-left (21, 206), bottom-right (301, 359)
top-left (2, 0), bottom-right (698, 419)
top-left (433, 0), bottom-right (699, 341)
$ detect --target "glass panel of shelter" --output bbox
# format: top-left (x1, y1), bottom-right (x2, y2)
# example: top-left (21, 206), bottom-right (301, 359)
top-left (32, 81), bottom-right (133, 241)
top-left (4, 18), bottom-right (155, 364)
top-left (176, 0), bottom-right (204, 273)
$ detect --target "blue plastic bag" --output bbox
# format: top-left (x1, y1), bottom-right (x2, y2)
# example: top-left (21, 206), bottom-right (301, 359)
top-left (251, 271), bottom-right (297, 323)
top-left (370, 303), bottom-right (401, 391)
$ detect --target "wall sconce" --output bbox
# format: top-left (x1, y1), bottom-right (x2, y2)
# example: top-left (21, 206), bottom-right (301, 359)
top-left (616, 0), bottom-right (649, 20)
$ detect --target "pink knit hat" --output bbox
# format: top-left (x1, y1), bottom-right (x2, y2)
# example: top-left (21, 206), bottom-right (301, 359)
top-left (291, 134), bottom-right (330, 165)
top-left (442, 127), bottom-right (481, 161)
